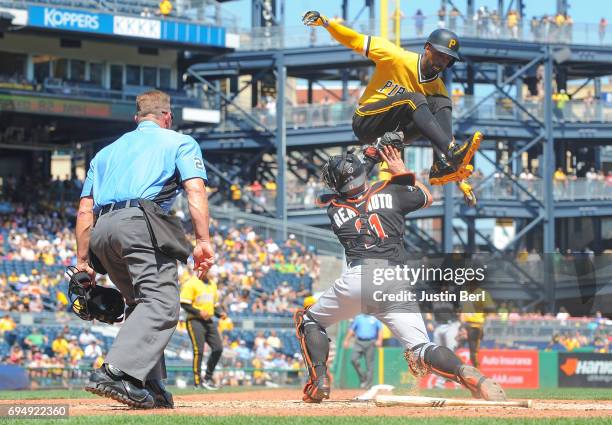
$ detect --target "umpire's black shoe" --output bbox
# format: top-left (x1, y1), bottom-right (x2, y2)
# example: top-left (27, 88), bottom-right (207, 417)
top-left (85, 364), bottom-right (155, 409)
top-left (145, 379), bottom-right (174, 409)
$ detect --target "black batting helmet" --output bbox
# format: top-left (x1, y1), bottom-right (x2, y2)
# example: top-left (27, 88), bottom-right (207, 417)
top-left (426, 29), bottom-right (461, 66)
top-left (321, 153), bottom-right (367, 195)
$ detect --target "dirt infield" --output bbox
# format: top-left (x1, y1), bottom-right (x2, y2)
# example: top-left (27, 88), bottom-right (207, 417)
top-left (1, 389), bottom-right (611, 418)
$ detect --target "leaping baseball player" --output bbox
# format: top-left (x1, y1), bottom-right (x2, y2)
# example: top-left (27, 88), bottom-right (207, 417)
top-left (294, 146), bottom-right (506, 403)
top-left (302, 11), bottom-right (479, 206)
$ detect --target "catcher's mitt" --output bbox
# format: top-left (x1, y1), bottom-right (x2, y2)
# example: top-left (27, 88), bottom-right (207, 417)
top-left (66, 266), bottom-right (125, 324)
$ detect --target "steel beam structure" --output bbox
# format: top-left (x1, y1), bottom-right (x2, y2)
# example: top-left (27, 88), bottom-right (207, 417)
top-left (186, 18), bottom-right (612, 253)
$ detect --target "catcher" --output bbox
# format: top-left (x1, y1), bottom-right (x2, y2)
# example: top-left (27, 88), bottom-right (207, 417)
top-left (302, 11), bottom-right (480, 205)
top-left (294, 146), bottom-right (506, 403)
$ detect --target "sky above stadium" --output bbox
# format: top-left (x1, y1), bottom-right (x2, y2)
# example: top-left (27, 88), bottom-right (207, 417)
top-left (224, 0), bottom-right (609, 29)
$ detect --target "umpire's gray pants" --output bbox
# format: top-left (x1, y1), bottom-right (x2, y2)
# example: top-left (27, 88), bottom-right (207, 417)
top-left (90, 207), bottom-right (180, 383)
top-left (351, 339), bottom-right (375, 387)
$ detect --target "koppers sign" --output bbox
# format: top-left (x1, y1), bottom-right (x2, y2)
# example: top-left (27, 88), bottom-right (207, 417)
top-left (559, 352), bottom-right (612, 387)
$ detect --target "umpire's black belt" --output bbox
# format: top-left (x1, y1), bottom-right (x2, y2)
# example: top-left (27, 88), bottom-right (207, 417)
top-left (98, 199), bottom-right (141, 217)
top-left (347, 259), bottom-right (406, 268)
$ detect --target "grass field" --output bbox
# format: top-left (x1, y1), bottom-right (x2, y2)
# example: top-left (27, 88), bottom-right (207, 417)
top-left (4, 416), bottom-right (612, 425)
top-left (1, 386), bottom-right (610, 424)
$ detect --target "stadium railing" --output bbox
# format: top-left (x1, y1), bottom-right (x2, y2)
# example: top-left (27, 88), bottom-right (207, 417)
top-left (217, 97), bottom-right (612, 133)
top-left (207, 176), bottom-right (612, 212)
top-left (237, 17), bottom-right (612, 51)
top-left (204, 205), bottom-right (344, 257)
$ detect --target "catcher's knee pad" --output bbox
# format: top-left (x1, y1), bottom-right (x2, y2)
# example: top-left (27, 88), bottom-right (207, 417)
top-left (294, 309), bottom-right (330, 381)
top-left (404, 342), bottom-right (435, 377)
top-left (405, 343), bottom-right (463, 381)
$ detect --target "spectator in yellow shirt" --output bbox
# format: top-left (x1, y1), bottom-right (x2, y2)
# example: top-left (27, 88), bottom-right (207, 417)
top-left (52, 334), bottom-right (70, 358)
top-left (0, 314), bottom-right (16, 333)
top-left (159, 0), bottom-right (172, 16)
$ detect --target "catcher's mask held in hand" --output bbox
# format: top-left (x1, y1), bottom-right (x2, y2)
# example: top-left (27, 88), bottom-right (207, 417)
top-left (66, 266), bottom-right (125, 324)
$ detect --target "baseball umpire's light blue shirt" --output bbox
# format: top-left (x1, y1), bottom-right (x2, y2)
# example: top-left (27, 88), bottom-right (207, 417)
top-left (81, 120), bottom-right (207, 212)
top-left (351, 315), bottom-right (382, 340)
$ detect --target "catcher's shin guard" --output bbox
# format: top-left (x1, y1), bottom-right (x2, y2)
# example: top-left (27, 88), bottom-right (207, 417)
top-left (456, 365), bottom-right (507, 401)
top-left (294, 309), bottom-right (331, 403)
top-left (404, 343), bottom-right (506, 401)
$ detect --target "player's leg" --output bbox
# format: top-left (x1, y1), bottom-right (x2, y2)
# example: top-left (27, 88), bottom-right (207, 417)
top-left (350, 340), bottom-right (367, 387)
top-left (354, 93), bottom-right (480, 184)
top-left (377, 312), bottom-right (506, 401)
top-left (466, 325), bottom-right (483, 368)
top-left (363, 341), bottom-right (376, 388)
top-left (294, 266), bottom-right (362, 402)
top-left (426, 96), bottom-right (481, 186)
top-left (186, 319), bottom-right (206, 387)
top-left (202, 320), bottom-right (223, 390)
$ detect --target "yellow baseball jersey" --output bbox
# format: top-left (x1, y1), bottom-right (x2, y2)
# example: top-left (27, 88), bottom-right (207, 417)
top-left (325, 21), bottom-right (449, 107)
top-left (179, 276), bottom-right (218, 318)
top-left (461, 289), bottom-right (495, 328)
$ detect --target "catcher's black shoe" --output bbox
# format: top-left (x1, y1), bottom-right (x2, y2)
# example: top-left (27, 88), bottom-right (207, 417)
top-left (457, 365), bottom-right (507, 401)
top-left (429, 132), bottom-right (482, 185)
top-left (145, 379), bottom-right (174, 409)
top-left (302, 374), bottom-right (331, 403)
top-left (85, 364), bottom-right (155, 409)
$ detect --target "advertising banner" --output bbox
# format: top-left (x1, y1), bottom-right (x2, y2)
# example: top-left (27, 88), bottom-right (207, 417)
top-left (559, 352), bottom-right (612, 387)
top-left (28, 6), bottom-right (113, 35)
top-left (418, 349), bottom-right (539, 389)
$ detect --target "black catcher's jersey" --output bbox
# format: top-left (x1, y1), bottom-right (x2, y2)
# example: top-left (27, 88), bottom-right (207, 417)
top-left (327, 174), bottom-right (429, 263)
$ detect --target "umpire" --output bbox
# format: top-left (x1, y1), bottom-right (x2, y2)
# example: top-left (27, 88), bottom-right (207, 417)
top-left (342, 314), bottom-right (383, 389)
top-left (75, 90), bottom-right (214, 409)
top-left (180, 270), bottom-right (224, 390)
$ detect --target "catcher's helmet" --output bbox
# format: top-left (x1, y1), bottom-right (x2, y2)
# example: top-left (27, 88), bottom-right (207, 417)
top-left (321, 153), bottom-right (367, 195)
top-left (66, 266), bottom-right (125, 324)
top-left (426, 29), bottom-right (461, 65)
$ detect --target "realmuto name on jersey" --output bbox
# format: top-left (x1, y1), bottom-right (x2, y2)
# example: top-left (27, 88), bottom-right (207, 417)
top-left (332, 193), bottom-right (394, 227)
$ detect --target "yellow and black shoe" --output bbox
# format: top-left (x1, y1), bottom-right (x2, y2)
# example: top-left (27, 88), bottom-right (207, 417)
top-left (429, 132), bottom-right (482, 185)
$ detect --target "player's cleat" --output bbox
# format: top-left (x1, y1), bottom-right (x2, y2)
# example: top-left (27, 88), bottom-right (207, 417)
top-left (457, 178), bottom-right (477, 207)
top-left (85, 364), bottom-right (155, 409)
top-left (302, 375), bottom-right (331, 403)
top-left (429, 132), bottom-right (482, 185)
top-left (145, 379), bottom-right (174, 409)
top-left (457, 365), bottom-right (507, 401)
top-left (201, 378), bottom-right (220, 390)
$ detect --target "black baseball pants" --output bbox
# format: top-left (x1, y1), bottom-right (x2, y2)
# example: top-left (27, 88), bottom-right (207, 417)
top-left (352, 92), bottom-right (453, 154)
top-left (186, 318), bottom-right (223, 385)
top-left (465, 325), bottom-right (483, 368)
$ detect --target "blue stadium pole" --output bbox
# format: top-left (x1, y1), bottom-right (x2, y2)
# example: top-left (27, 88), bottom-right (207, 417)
top-left (543, 45), bottom-right (556, 313)
top-left (443, 70), bottom-right (454, 253)
top-left (543, 46), bottom-right (555, 253)
top-left (275, 52), bottom-right (288, 238)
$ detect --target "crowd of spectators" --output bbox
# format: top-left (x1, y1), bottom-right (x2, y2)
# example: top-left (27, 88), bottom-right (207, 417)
top-left (0, 183), bottom-right (319, 385)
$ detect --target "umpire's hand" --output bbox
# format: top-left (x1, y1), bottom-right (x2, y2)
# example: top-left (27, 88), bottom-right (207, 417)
top-left (193, 240), bottom-right (215, 279)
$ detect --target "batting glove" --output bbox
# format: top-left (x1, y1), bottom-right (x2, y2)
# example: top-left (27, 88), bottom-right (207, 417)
top-left (302, 11), bottom-right (329, 27)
